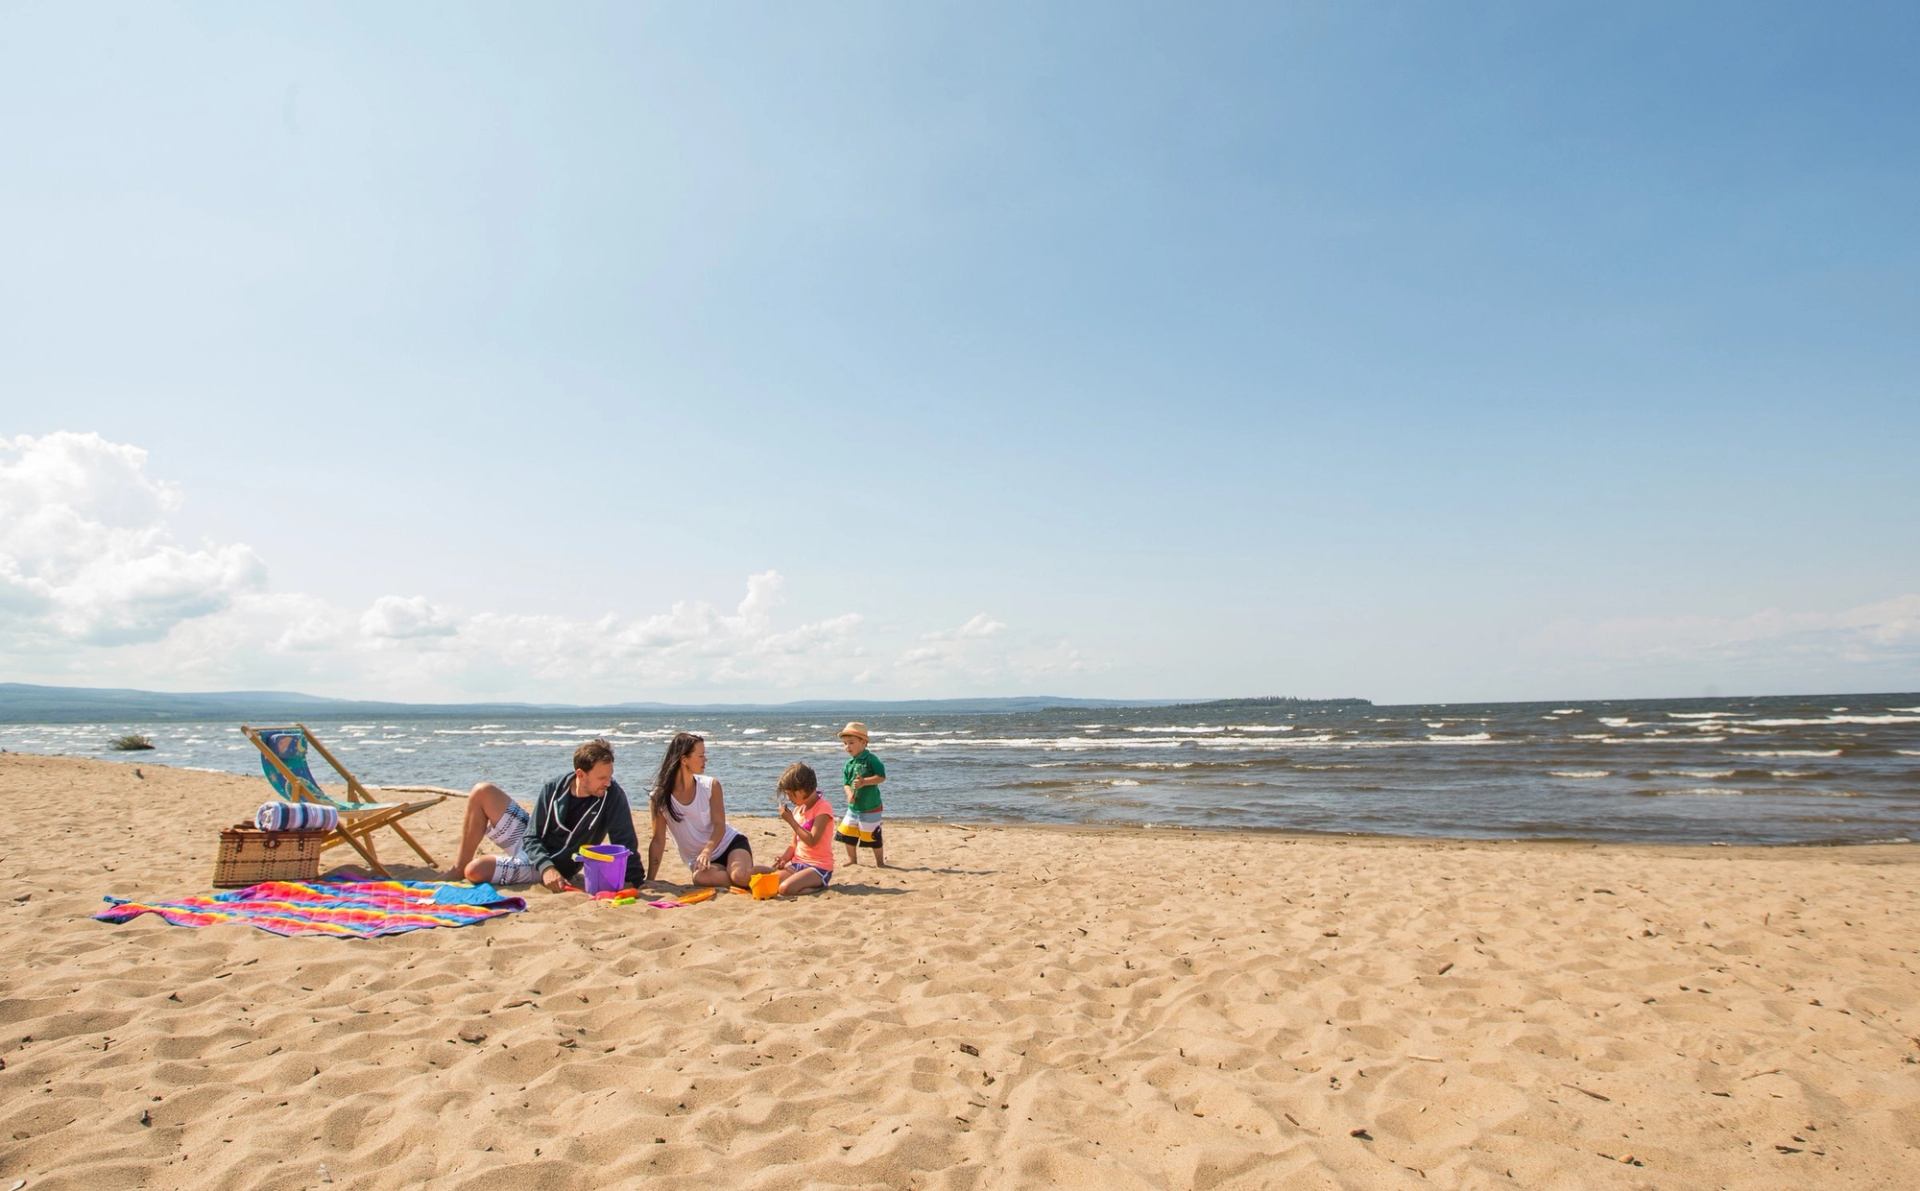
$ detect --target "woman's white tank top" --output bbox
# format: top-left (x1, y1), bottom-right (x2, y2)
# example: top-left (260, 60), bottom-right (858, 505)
top-left (664, 774), bottom-right (739, 867)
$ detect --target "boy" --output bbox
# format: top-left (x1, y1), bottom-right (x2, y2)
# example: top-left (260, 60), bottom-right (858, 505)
top-left (833, 721), bottom-right (888, 866)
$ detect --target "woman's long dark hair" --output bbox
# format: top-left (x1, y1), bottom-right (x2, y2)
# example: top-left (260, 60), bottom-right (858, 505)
top-left (650, 732), bottom-right (703, 822)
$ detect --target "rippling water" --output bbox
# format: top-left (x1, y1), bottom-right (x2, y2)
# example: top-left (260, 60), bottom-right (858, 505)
top-left (5, 692), bottom-right (1916, 844)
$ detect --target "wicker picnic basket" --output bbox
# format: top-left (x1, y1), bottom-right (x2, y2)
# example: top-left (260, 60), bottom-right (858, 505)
top-left (213, 823), bottom-right (325, 887)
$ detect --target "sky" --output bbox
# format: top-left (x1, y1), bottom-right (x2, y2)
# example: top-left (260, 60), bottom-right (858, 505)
top-left (2, 2), bottom-right (1917, 706)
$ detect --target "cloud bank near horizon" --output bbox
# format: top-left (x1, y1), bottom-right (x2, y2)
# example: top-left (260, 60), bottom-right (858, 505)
top-left (0, 432), bottom-right (1096, 702)
top-left (1, 432), bottom-right (1915, 703)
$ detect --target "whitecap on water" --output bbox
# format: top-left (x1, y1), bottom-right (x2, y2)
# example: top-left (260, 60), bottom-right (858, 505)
top-left (1550, 769), bottom-right (1611, 779)
top-left (1728, 749), bottom-right (1843, 758)
top-left (1604, 736), bottom-right (1723, 744)
top-left (1426, 732), bottom-right (1492, 743)
top-left (1746, 714), bottom-right (1920, 727)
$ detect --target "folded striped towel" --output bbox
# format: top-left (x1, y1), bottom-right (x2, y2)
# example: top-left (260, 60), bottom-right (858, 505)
top-left (255, 802), bottom-right (339, 832)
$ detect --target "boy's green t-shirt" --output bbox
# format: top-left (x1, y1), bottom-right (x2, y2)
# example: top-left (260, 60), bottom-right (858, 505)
top-left (843, 750), bottom-right (885, 814)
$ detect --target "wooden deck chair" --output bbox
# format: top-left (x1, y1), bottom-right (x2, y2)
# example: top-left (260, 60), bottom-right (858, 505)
top-left (241, 723), bottom-right (452, 877)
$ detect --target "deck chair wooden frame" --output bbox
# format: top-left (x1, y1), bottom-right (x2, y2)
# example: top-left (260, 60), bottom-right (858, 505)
top-left (242, 723), bottom-right (452, 877)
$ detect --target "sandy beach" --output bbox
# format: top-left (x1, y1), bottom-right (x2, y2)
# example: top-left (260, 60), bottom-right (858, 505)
top-left (2, 752), bottom-right (1917, 1189)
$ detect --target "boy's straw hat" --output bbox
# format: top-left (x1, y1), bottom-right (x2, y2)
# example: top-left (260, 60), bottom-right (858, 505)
top-left (838, 721), bottom-right (870, 742)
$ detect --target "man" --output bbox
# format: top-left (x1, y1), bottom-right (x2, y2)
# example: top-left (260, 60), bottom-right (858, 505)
top-left (445, 737), bottom-right (645, 891)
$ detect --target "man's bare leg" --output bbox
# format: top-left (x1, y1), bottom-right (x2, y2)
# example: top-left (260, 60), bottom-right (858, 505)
top-left (446, 782), bottom-right (512, 880)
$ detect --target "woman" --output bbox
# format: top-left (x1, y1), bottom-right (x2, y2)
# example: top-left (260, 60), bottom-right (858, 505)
top-left (645, 732), bottom-right (753, 889)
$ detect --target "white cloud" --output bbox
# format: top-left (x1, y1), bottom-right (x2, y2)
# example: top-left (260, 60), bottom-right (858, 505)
top-left (13, 570), bottom-right (878, 702)
top-left (900, 612), bottom-right (1006, 667)
top-left (361, 595), bottom-right (458, 641)
top-left (1529, 593), bottom-right (1920, 692)
top-left (0, 432), bottom-right (265, 646)
top-left (898, 613), bottom-right (1090, 686)
top-left (1538, 595), bottom-right (1920, 661)
top-left (449, 574), bottom-right (867, 695)
top-left (0, 434), bottom-right (1091, 701)
top-left (953, 613), bottom-right (1006, 639)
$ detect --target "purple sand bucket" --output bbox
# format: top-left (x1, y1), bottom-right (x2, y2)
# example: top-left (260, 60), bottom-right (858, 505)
top-left (574, 844), bottom-right (631, 894)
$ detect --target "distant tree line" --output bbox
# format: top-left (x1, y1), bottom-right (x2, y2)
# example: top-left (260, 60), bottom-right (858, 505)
top-left (1162, 696), bottom-right (1372, 711)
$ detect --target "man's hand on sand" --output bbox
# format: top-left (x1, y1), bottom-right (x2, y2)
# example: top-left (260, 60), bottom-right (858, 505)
top-left (541, 867), bottom-right (565, 893)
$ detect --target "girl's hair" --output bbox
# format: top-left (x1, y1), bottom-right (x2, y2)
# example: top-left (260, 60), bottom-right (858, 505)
top-left (777, 762), bottom-right (818, 795)
top-left (649, 732), bottom-right (704, 822)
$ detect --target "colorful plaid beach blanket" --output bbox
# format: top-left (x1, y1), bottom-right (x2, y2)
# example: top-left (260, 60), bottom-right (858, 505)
top-left (95, 877), bottom-right (527, 939)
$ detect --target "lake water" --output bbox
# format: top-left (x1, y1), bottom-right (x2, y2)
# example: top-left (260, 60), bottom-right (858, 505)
top-left (5, 692), bottom-right (1916, 845)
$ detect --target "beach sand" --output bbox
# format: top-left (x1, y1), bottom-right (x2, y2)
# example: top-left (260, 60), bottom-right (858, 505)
top-left (1, 753), bottom-right (1916, 1189)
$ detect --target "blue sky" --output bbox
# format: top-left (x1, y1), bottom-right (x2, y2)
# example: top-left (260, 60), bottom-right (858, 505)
top-left (3, 2), bottom-right (1916, 704)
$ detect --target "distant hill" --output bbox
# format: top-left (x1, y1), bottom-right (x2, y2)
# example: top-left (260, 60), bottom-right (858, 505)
top-left (1163, 695), bottom-right (1373, 711)
top-left (0, 683), bottom-right (1167, 722)
top-left (0, 683), bottom-right (1372, 723)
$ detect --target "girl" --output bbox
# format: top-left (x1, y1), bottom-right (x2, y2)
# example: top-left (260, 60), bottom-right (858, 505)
top-left (754, 762), bottom-right (835, 895)
top-left (646, 732), bottom-right (753, 889)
